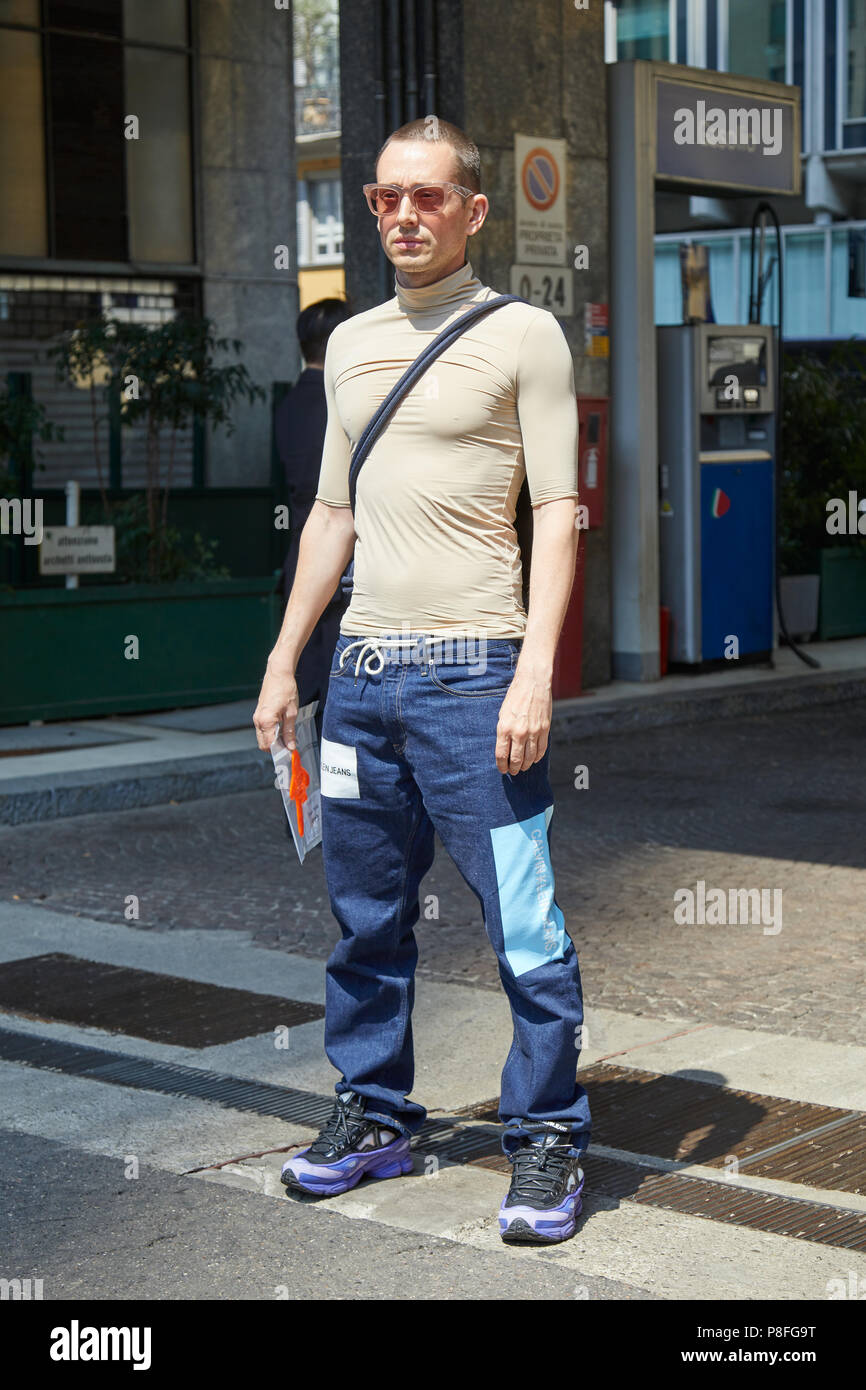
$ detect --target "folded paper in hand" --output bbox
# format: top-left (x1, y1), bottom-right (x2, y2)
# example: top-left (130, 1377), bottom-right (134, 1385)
top-left (270, 699), bottom-right (322, 863)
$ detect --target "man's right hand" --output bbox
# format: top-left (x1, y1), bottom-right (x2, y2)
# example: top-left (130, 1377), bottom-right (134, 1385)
top-left (253, 662), bottom-right (299, 752)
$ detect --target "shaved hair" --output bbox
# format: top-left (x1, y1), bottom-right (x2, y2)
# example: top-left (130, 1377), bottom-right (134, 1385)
top-left (376, 117), bottom-right (481, 193)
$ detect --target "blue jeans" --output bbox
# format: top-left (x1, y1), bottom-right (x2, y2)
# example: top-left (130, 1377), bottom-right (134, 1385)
top-left (319, 630), bottom-right (592, 1158)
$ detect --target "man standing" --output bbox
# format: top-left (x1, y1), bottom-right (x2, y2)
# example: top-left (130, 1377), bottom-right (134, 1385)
top-left (253, 117), bottom-right (591, 1245)
top-left (274, 298), bottom-right (352, 746)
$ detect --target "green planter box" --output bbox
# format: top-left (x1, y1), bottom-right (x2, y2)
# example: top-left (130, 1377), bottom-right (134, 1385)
top-left (0, 577), bottom-right (282, 725)
top-left (818, 548), bottom-right (866, 640)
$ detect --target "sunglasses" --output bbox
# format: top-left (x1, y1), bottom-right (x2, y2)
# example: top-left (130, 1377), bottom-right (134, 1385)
top-left (363, 182), bottom-right (475, 215)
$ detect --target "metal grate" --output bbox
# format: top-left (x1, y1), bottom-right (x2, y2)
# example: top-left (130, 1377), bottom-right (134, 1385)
top-left (0, 954), bottom-right (324, 1048)
top-left (736, 1115), bottom-right (866, 1194)
top-left (0, 1026), bottom-right (334, 1126)
top-left (565, 1154), bottom-right (866, 1253)
top-left (2, 1026), bottom-right (865, 1251)
top-left (457, 1062), bottom-right (865, 1195)
top-left (0, 274), bottom-right (200, 341)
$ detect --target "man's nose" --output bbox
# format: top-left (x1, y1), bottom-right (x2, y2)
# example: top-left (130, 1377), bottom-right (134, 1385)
top-left (397, 191), bottom-right (417, 221)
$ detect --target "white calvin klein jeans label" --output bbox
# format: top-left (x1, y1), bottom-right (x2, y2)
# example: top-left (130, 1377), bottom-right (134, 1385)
top-left (320, 738), bottom-right (360, 798)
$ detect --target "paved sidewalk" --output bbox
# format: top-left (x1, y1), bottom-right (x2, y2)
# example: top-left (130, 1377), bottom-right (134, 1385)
top-left (0, 900), bottom-right (863, 1300)
top-left (2, 636), bottom-right (865, 824)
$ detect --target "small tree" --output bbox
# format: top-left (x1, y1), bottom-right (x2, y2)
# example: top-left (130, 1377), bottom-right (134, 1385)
top-left (1, 380), bottom-right (64, 476)
top-left (48, 317), bottom-right (115, 519)
top-left (0, 382), bottom-right (63, 583)
top-left (52, 315), bottom-right (265, 582)
top-left (115, 316), bottom-right (265, 578)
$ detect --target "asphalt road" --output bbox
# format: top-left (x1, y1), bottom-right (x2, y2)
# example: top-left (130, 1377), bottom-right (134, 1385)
top-left (0, 1129), bottom-right (646, 1301)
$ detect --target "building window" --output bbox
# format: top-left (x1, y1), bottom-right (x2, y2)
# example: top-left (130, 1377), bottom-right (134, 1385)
top-left (124, 46), bottom-right (193, 262)
top-left (0, 23), bottom-right (47, 256)
top-left (297, 175), bottom-right (343, 265)
top-left (826, 0), bottom-right (838, 148)
top-left (654, 223), bottom-right (866, 341)
top-left (844, 0), bottom-right (866, 147)
top-left (676, 0), bottom-right (687, 62)
top-left (706, 0), bottom-right (719, 68)
top-left (726, 0), bottom-right (787, 83)
top-left (614, 0), bottom-right (671, 61)
top-left (293, 0), bottom-right (340, 136)
top-left (123, 0), bottom-right (189, 47)
top-left (792, 0), bottom-right (805, 93)
top-left (0, 1), bottom-right (194, 264)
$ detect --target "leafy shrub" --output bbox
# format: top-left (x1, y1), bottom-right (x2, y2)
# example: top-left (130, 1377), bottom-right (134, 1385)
top-left (779, 338), bottom-right (866, 574)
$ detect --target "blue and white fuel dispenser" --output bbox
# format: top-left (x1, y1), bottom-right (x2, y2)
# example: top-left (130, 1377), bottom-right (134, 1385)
top-left (657, 322), bottom-right (777, 668)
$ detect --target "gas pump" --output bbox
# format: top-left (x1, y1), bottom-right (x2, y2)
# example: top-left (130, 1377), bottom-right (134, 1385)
top-left (657, 323), bottom-right (776, 668)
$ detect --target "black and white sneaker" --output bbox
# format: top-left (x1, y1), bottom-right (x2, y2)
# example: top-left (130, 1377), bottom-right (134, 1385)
top-left (499, 1130), bottom-right (585, 1244)
top-left (280, 1090), bottom-right (413, 1196)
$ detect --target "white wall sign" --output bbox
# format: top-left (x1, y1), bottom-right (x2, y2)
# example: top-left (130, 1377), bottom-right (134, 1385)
top-left (514, 134), bottom-right (567, 265)
top-left (510, 264), bottom-right (574, 317)
top-left (39, 526), bottom-right (116, 574)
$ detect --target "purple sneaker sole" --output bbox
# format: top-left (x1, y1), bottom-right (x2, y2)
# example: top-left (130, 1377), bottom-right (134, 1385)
top-left (499, 1183), bottom-right (585, 1244)
top-left (280, 1136), bottom-right (413, 1196)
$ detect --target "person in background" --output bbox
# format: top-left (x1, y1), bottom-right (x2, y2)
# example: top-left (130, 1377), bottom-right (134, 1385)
top-left (274, 297), bottom-right (353, 745)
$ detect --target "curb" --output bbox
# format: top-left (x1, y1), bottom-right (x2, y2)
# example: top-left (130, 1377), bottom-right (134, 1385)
top-left (2, 665), bottom-right (864, 825)
top-left (0, 749), bottom-right (273, 827)
top-left (550, 666), bottom-right (866, 741)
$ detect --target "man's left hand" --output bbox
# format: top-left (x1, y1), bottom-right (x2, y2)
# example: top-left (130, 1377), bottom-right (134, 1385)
top-left (495, 666), bottom-right (552, 774)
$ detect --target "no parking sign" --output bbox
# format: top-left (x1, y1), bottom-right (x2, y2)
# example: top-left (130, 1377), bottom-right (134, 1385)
top-left (515, 134), bottom-right (567, 264)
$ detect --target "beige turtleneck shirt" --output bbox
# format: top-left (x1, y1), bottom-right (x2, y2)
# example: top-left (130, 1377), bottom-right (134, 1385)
top-left (315, 257), bottom-right (579, 639)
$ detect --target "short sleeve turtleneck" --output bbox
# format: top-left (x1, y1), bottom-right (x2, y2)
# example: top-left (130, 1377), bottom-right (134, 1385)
top-left (314, 256), bottom-right (580, 639)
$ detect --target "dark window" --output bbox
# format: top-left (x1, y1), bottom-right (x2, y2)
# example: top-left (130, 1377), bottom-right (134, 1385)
top-left (707, 0), bottom-right (718, 69)
top-left (727, 0), bottom-right (787, 83)
top-left (676, 0), bottom-right (687, 63)
top-left (825, 0), bottom-right (837, 149)
top-left (849, 228), bottom-right (866, 298)
top-left (793, 0), bottom-right (804, 92)
top-left (792, 0), bottom-right (805, 152)
top-left (0, 2), bottom-right (193, 263)
top-left (44, 1), bottom-right (122, 36)
top-left (616, 0), bottom-right (670, 62)
top-left (47, 31), bottom-right (126, 260)
top-left (843, 0), bottom-right (866, 147)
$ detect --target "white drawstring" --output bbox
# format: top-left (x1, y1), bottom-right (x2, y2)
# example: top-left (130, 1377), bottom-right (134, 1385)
top-left (338, 636), bottom-right (428, 678)
top-left (336, 634), bottom-right (497, 678)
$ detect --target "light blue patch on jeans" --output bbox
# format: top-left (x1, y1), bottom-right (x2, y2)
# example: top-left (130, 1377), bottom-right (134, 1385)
top-left (490, 804), bottom-right (568, 977)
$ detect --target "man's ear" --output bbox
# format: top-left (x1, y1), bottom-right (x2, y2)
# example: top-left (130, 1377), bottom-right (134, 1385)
top-left (466, 194), bottom-right (489, 237)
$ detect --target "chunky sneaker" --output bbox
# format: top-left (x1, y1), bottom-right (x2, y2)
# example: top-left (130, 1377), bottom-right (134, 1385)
top-left (280, 1090), bottom-right (413, 1197)
top-left (499, 1129), bottom-right (585, 1244)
